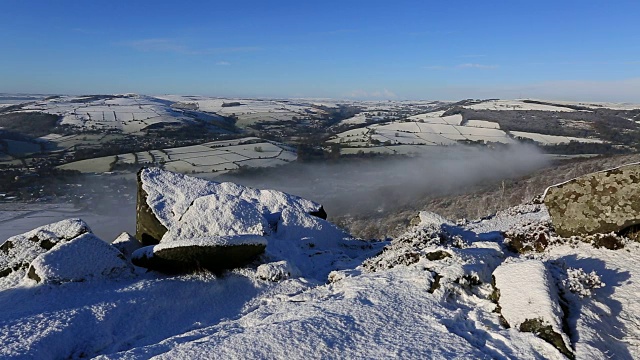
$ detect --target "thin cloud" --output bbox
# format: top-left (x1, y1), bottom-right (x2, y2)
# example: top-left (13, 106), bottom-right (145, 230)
top-left (423, 65), bottom-right (447, 70)
top-left (457, 63), bottom-right (499, 69)
top-left (216, 61), bottom-right (231, 66)
top-left (458, 54), bottom-right (486, 58)
top-left (121, 38), bottom-right (188, 53)
top-left (119, 38), bottom-right (260, 55)
top-left (423, 63), bottom-right (498, 70)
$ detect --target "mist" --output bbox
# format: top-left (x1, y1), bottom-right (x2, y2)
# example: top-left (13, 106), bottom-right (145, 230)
top-left (212, 144), bottom-right (550, 217)
top-left (61, 144), bottom-right (548, 241)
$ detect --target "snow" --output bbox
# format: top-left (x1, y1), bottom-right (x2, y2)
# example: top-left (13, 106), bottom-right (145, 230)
top-left (161, 194), bottom-right (269, 241)
top-left (255, 260), bottom-right (300, 281)
top-left (28, 233), bottom-right (132, 284)
top-left (60, 138), bottom-right (297, 174)
top-left (511, 131), bottom-right (604, 145)
top-left (2, 179), bottom-right (640, 358)
top-left (464, 100), bottom-right (578, 112)
top-left (140, 168), bottom-right (322, 230)
top-left (0, 219), bottom-right (91, 289)
top-left (493, 259), bottom-right (567, 339)
top-left (466, 119), bottom-right (501, 129)
top-left (154, 235), bottom-right (268, 251)
top-left (329, 116), bottom-right (521, 152)
top-left (111, 232), bottom-right (142, 259)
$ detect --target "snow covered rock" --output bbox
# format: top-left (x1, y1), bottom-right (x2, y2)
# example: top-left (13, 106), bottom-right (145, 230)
top-left (136, 168), bottom-right (326, 245)
top-left (27, 233), bottom-right (133, 284)
top-left (0, 219), bottom-right (90, 286)
top-left (131, 235), bottom-right (267, 273)
top-left (492, 259), bottom-right (573, 359)
top-left (111, 232), bottom-right (142, 259)
top-left (132, 168), bottom-right (351, 275)
top-left (256, 260), bottom-right (300, 281)
top-left (161, 193), bottom-right (268, 242)
top-left (544, 162), bottom-right (640, 237)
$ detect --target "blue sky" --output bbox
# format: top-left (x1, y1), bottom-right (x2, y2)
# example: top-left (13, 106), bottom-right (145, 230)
top-left (1, 0), bottom-right (639, 101)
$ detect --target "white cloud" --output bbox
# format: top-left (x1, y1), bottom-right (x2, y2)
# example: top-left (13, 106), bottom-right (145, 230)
top-left (216, 61), bottom-right (231, 66)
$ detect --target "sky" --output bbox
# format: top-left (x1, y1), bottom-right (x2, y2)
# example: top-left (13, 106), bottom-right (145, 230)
top-left (1, 0), bottom-right (639, 101)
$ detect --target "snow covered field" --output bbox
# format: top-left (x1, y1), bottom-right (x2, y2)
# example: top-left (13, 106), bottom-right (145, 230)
top-left (463, 99), bottom-right (579, 112)
top-left (16, 95), bottom-right (197, 134)
top-left (58, 137), bottom-right (297, 174)
top-left (329, 111), bottom-right (605, 154)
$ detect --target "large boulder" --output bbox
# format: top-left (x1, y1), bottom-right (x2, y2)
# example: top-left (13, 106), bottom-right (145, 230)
top-left (492, 260), bottom-right (573, 359)
top-left (27, 233), bottom-right (133, 284)
top-left (0, 219), bottom-right (90, 286)
top-left (136, 168), bottom-right (327, 245)
top-left (131, 235), bottom-right (267, 273)
top-left (162, 193), bottom-right (268, 241)
top-left (132, 168), bottom-right (364, 276)
top-left (544, 163), bottom-right (640, 237)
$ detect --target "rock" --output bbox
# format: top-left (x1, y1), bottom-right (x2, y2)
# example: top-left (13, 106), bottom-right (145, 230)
top-left (492, 260), bottom-right (573, 359)
top-left (131, 235), bottom-right (267, 273)
top-left (0, 219), bottom-right (90, 283)
top-left (112, 232), bottom-right (142, 259)
top-left (27, 233), bottom-right (132, 284)
top-left (256, 260), bottom-right (299, 281)
top-left (544, 163), bottom-right (640, 237)
top-left (503, 220), bottom-right (553, 253)
top-left (136, 170), bottom-right (168, 245)
top-left (136, 167), bottom-right (327, 245)
top-left (275, 208), bottom-right (348, 243)
top-left (162, 193), bottom-right (268, 242)
top-left (425, 250), bottom-right (451, 261)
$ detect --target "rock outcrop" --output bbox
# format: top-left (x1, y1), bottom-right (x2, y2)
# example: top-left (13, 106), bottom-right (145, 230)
top-left (492, 260), bottom-right (573, 359)
top-left (544, 163), bottom-right (640, 237)
top-left (132, 235), bottom-right (267, 273)
top-left (0, 219), bottom-right (90, 283)
top-left (27, 233), bottom-right (132, 283)
top-left (136, 167), bottom-right (327, 245)
top-left (132, 168), bottom-right (346, 275)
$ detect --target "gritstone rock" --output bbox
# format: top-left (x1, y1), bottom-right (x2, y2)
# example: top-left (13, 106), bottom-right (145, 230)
top-left (136, 167), bottom-right (328, 245)
top-left (544, 162), bottom-right (640, 237)
top-left (131, 235), bottom-right (267, 273)
top-left (112, 232), bottom-right (142, 259)
top-left (0, 219), bottom-right (90, 283)
top-left (492, 260), bottom-right (573, 359)
top-left (27, 233), bottom-right (133, 284)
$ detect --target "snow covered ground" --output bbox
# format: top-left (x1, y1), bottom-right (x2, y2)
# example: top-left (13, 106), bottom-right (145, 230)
top-left (1, 190), bottom-right (639, 358)
top-left (463, 100), bottom-right (579, 112)
top-left (329, 111), bottom-right (604, 154)
top-left (15, 95), bottom-right (197, 134)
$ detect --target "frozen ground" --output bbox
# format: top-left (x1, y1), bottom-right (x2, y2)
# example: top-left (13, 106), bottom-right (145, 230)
top-left (0, 195), bottom-right (638, 358)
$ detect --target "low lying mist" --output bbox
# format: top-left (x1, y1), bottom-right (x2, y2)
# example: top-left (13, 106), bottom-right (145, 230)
top-left (51, 144), bottom-right (549, 241)
top-left (214, 144), bottom-right (549, 217)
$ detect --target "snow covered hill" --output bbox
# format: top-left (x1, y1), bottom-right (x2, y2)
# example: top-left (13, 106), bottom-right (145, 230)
top-left (1, 168), bottom-right (639, 359)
